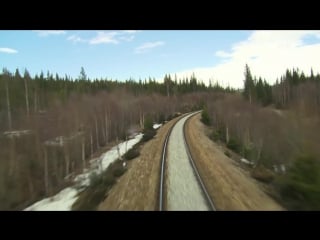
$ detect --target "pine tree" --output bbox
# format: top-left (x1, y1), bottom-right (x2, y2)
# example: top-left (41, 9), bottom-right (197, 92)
top-left (79, 67), bottom-right (87, 81)
top-left (243, 64), bottom-right (255, 104)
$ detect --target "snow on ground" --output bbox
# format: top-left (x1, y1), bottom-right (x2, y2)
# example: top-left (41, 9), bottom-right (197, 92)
top-left (153, 123), bottom-right (162, 129)
top-left (24, 133), bottom-right (143, 211)
top-left (24, 187), bottom-right (78, 211)
top-left (240, 158), bottom-right (254, 166)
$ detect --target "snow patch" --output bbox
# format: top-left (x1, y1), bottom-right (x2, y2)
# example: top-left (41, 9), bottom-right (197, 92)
top-left (3, 130), bottom-right (32, 138)
top-left (24, 188), bottom-right (78, 211)
top-left (24, 133), bottom-right (143, 211)
top-left (153, 123), bottom-right (162, 129)
top-left (240, 158), bottom-right (254, 166)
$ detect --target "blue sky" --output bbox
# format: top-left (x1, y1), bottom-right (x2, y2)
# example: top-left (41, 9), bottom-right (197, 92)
top-left (1, 30), bottom-right (320, 88)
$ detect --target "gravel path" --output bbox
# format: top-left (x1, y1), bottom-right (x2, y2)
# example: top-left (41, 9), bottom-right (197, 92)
top-left (166, 114), bottom-right (209, 211)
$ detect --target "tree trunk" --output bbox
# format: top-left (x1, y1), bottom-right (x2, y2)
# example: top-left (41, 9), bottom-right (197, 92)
top-left (226, 124), bottom-right (229, 144)
top-left (34, 90), bottom-right (38, 113)
top-left (27, 173), bottom-right (34, 199)
top-left (139, 111), bottom-right (143, 129)
top-left (101, 117), bottom-right (106, 146)
top-left (90, 131), bottom-right (93, 156)
top-left (254, 139), bottom-right (264, 168)
top-left (9, 137), bottom-right (16, 177)
top-left (94, 116), bottom-right (100, 149)
top-left (64, 143), bottom-right (70, 178)
top-left (24, 77), bottom-right (30, 118)
top-left (44, 147), bottom-right (49, 196)
top-left (105, 112), bottom-right (109, 144)
top-left (5, 81), bottom-right (12, 130)
top-left (82, 137), bottom-right (86, 171)
top-left (116, 136), bottom-right (122, 160)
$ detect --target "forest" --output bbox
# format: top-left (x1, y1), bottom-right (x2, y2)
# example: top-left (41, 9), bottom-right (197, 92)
top-left (1, 65), bottom-right (320, 210)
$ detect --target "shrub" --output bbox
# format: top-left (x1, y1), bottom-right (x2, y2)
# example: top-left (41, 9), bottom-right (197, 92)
top-left (72, 170), bottom-right (116, 211)
top-left (173, 112), bottom-right (181, 118)
top-left (144, 115), bottom-right (154, 131)
top-left (142, 129), bottom-right (156, 142)
top-left (251, 166), bottom-right (274, 183)
top-left (224, 151), bottom-right (231, 157)
top-left (166, 114), bottom-right (173, 121)
top-left (72, 159), bottom-right (130, 211)
top-left (123, 147), bottom-right (140, 160)
top-left (158, 113), bottom-right (165, 124)
top-left (201, 108), bottom-right (211, 126)
top-left (274, 155), bottom-right (320, 210)
top-left (112, 164), bottom-right (126, 177)
top-left (210, 130), bottom-right (221, 142)
top-left (226, 138), bottom-right (241, 153)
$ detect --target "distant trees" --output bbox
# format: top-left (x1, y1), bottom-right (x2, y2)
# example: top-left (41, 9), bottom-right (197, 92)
top-left (242, 64), bottom-right (273, 106)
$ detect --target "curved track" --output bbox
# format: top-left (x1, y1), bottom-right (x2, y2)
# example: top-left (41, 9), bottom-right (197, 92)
top-left (158, 112), bottom-right (216, 211)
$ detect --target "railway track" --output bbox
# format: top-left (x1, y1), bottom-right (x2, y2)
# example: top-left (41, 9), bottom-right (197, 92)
top-left (158, 111), bottom-right (216, 211)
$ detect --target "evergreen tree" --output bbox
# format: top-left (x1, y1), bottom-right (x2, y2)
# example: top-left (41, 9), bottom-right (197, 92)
top-left (243, 64), bottom-right (255, 104)
top-left (79, 67), bottom-right (87, 81)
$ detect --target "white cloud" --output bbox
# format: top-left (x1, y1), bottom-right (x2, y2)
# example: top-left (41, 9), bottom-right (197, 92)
top-left (122, 30), bottom-right (140, 34)
top-left (67, 35), bottom-right (87, 43)
top-left (66, 30), bottom-right (140, 45)
top-left (119, 35), bottom-right (135, 42)
top-left (135, 41), bottom-right (165, 54)
top-left (0, 47), bottom-right (18, 54)
top-left (215, 50), bottom-right (232, 58)
top-left (89, 31), bottom-right (119, 45)
top-left (33, 30), bottom-right (66, 37)
top-left (169, 30), bottom-right (320, 89)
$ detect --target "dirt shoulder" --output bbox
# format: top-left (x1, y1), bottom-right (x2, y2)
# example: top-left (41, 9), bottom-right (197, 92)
top-left (185, 113), bottom-right (284, 210)
top-left (98, 116), bottom-right (183, 210)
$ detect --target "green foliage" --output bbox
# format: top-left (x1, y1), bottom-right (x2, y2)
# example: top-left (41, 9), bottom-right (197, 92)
top-left (142, 129), bottom-right (156, 142)
top-left (242, 65), bottom-right (273, 106)
top-left (72, 160), bottom-right (126, 210)
top-left (158, 113), bottom-right (165, 124)
top-left (242, 145), bottom-right (254, 160)
top-left (201, 108), bottom-right (211, 126)
top-left (142, 115), bottom-right (157, 142)
top-left (224, 151), bottom-right (231, 157)
top-left (275, 155), bottom-right (320, 210)
top-left (112, 163), bottom-right (127, 177)
top-left (123, 146), bottom-right (140, 160)
top-left (210, 131), bottom-right (220, 141)
top-left (143, 115), bottom-right (154, 131)
top-left (210, 127), bottom-right (225, 142)
top-left (243, 64), bottom-right (255, 102)
top-left (166, 114), bottom-right (173, 121)
top-left (226, 138), bottom-right (241, 154)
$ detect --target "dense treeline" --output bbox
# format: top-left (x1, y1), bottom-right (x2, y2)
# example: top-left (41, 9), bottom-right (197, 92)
top-left (242, 64), bottom-right (320, 112)
top-left (0, 67), bottom-right (231, 210)
top-left (205, 64), bottom-right (320, 210)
